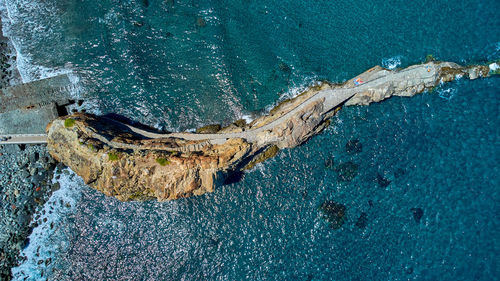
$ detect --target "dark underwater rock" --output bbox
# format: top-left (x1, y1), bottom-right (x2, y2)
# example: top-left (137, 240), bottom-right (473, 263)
top-left (345, 139), bottom-right (362, 153)
top-left (324, 157), bottom-right (334, 169)
top-left (368, 200), bottom-right (374, 207)
top-left (355, 212), bottom-right (368, 228)
top-left (410, 208), bottom-right (423, 223)
top-left (335, 161), bottom-right (359, 182)
top-left (394, 167), bottom-right (406, 178)
top-left (376, 173), bottom-right (391, 188)
top-left (319, 200), bottom-right (346, 229)
top-left (133, 21), bottom-right (144, 27)
top-left (301, 190), bottom-right (308, 199)
top-left (279, 62), bottom-right (291, 73)
top-left (196, 17), bottom-right (206, 27)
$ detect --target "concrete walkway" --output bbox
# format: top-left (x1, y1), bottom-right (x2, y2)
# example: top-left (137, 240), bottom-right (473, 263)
top-left (0, 134), bottom-right (47, 144)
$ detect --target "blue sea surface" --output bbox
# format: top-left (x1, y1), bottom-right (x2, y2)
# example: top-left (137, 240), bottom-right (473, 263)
top-left (1, 0), bottom-right (499, 280)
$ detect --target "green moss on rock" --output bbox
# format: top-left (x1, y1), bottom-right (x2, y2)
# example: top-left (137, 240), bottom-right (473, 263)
top-left (155, 158), bottom-right (170, 166)
top-left (425, 54), bottom-right (436, 63)
top-left (64, 118), bottom-right (75, 128)
top-left (87, 143), bottom-right (96, 152)
top-left (196, 124), bottom-right (221, 134)
top-left (244, 145), bottom-right (279, 170)
top-left (128, 191), bottom-right (145, 200)
top-left (233, 119), bottom-right (247, 128)
top-left (108, 152), bottom-right (119, 161)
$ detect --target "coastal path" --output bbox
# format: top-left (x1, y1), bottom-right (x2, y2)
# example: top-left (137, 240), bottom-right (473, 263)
top-left (113, 63), bottom-right (437, 145)
top-left (0, 134), bottom-right (48, 144)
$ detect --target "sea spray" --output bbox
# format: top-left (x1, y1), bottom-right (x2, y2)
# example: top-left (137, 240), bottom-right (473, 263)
top-left (11, 168), bottom-right (84, 281)
top-left (0, 0), bottom-right (85, 100)
top-left (263, 76), bottom-right (319, 114)
top-left (382, 56), bottom-right (402, 70)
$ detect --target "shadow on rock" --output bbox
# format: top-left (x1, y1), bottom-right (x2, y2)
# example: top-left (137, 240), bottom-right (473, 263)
top-left (223, 171), bottom-right (245, 185)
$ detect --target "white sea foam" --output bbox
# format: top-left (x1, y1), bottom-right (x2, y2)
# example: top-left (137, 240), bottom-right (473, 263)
top-left (1, 0), bottom-right (84, 98)
top-left (382, 56), bottom-right (402, 70)
top-left (438, 88), bottom-right (457, 100)
top-left (11, 168), bottom-right (84, 281)
top-left (264, 76), bottom-right (319, 114)
top-left (489, 62), bottom-right (499, 71)
top-left (240, 114), bottom-right (254, 124)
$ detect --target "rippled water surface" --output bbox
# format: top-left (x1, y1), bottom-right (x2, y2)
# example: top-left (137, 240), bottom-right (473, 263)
top-left (1, 0), bottom-right (499, 280)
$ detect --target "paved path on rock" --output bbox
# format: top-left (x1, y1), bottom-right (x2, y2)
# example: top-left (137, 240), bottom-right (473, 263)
top-left (2, 63), bottom-right (437, 146)
top-left (114, 63), bottom-right (437, 145)
top-left (0, 134), bottom-right (48, 144)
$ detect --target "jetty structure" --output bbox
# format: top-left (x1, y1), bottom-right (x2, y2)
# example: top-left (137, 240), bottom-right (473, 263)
top-left (0, 74), bottom-right (81, 144)
top-left (44, 60), bottom-right (497, 201)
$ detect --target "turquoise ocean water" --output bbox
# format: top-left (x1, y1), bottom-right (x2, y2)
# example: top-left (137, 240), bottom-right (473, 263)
top-left (1, 0), bottom-right (499, 280)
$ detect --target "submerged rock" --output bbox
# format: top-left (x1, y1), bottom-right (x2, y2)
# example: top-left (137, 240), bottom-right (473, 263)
top-left (355, 212), bottom-right (368, 228)
top-left (394, 168), bottom-right (406, 178)
top-left (324, 157), bottom-right (334, 169)
top-left (319, 200), bottom-right (346, 229)
top-left (196, 17), bottom-right (206, 27)
top-left (410, 208), bottom-right (423, 223)
top-left (335, 161), bottom-right (359, 182)
top-left (376, 173), bottom-right (391, 188)
top-left (345, 139), bottom-right (362, 153)
top-left (279, 62), bottom-right (291, 73)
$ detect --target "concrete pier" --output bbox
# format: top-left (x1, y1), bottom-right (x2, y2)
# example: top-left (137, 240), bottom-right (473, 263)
top-left (0, 74), bottom-right (77, 139)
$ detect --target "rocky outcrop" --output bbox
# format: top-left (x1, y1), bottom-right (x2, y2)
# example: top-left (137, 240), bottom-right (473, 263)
top-left (344, 62), bottom-right (490, 106)
top-left (47, 114), bottom-right (255, 201)
top-left (46, 60), bottom-right (495, 201)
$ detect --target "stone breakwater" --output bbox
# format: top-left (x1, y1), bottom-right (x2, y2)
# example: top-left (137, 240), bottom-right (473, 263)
top-left (46, 60), bottom-right (494, 201)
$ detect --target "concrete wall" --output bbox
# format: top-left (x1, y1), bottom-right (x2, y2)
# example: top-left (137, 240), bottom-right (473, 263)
top-left (0, 74), bottom-right (72, 113)
top-left (0, 74), bottom-right (74, 135)
top-left (0, 104), bottom-right (58, 134)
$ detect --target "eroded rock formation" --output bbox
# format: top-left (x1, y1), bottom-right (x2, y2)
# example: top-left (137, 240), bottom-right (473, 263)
top-left (46, 60), bottom-right (496, 201)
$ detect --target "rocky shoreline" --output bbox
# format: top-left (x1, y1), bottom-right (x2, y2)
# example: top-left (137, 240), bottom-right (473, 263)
top-left (0, 145), bottom-right (59, 280)
top-left (0, 18), bottom-right (21, 88)
top-left (0, 19), bottom-right (57, 281)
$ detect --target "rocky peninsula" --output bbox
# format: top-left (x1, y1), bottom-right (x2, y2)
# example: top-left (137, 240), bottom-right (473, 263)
top-left (46, 60), bottom-right (495, 201)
